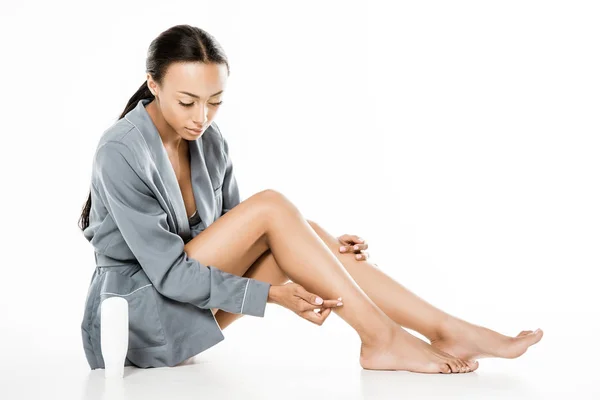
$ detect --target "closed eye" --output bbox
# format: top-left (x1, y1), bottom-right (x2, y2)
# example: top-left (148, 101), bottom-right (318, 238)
top-left (179, 101), bottom-right (223, 108)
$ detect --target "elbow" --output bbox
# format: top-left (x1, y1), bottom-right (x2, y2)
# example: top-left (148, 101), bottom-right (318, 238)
top-left (149, 268), bottom-right (213, 309)
top-left (150, 277), bottom-right (176, 300)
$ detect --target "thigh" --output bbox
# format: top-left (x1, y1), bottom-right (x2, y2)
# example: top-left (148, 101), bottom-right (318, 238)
top-left (183, 189), bottom-right (285, 278)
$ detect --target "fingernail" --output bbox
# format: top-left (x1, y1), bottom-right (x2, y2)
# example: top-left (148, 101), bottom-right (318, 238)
top-left (354, 245), bottom-right (359, 250)
top-left (339, 246), bottom-right (345, 252)
top-left (356, 254), bottom-right (361, 259)
top-left (315, 297), bottom-right (323, 305)
top-left (337, 302), bottom-right (343, 306)
top-left (338, 297), bottom-right (342, 301)
top-left (358, 238), bottom-right (364, 242)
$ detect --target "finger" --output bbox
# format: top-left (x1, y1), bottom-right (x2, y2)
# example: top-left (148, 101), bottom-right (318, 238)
top-left (316, 306), bottom-right (333, 323)
top-left (338, 234), bottom-right (355, 245)
top-left (302, 308), bottom-right (331, 326)
top-left (321, 299), bottom-right (343, 308)
top-left (349, 243), bottom-right (369, 252)
top-left (342, 244), bottom-right (366, 254)
top-left (295, 286), bottom-right (325, 306)
top-left (320, 307), bottom-right (332, 322)
top-left (338, 236), bottom-right (350, 252)
top-left (300, 309), bottom-right (321, 325)
top-left (355, 251), bottom-right (369, 260)
top-left (338, 234), bottom-right (366, 249)
top-left (351, 235), bottom-right (365, 244)
top-left (299, 298), bottom-right (341, 312)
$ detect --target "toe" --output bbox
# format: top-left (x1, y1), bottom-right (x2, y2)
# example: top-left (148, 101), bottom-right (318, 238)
top-left (531, 329), bottom-right (543, 342)
top-left (521, 329), bottom-right (543, 344)
top-left (439, 363), bottom-right (452, 374)
top-left (467, 360), bottom-right (479, 371)
top-left (450, 360), bottom-right (462, 373)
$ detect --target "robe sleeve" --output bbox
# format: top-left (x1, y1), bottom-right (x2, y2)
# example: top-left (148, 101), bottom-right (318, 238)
top-left (93, 141), bottom-right (270, 317)
top-left (220, 135), bottom-right (241, 217)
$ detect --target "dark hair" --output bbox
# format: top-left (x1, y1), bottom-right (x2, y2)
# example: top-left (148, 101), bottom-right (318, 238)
top-left (78, 24), bottom-right (230, 231)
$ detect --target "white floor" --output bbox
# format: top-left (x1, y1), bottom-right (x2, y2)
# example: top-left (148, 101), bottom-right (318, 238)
top-left (1, 306), bottom-right (597, 400)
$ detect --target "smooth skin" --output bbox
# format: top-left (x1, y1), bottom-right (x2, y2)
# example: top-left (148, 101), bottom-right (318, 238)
top-left (213, 219), bottom-right (544, 362)
top-left (144, 61), bottom-right (543, 373)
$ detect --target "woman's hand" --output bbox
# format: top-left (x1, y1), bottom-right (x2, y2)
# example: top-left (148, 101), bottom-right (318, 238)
top-left (268, 282), bottom-right (343, 326)
top-left (338, 234), bottom-right (370, 261)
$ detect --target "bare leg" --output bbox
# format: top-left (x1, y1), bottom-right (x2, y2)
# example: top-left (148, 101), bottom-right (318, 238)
top-left (215, 219), bottom-right (542, 361)
top-left (308, 220), bottom-right (543, 361)
top-left (183, 189), bottom-right (476, 373)
top-left (211, 249), bottom-right (290, 329)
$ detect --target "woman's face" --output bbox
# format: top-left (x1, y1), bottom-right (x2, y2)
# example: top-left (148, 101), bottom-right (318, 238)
top-left (147, 61), bottom-right (227, 140)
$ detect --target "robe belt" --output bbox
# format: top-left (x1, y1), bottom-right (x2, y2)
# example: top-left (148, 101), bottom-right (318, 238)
top-left (95, 252), bottom-right (140, 269)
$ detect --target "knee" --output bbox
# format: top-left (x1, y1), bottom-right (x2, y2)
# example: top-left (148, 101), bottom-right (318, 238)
top-left (254, 189), bottom-right (296, 214)
top-left (257, 188), bottom-right (287, 202)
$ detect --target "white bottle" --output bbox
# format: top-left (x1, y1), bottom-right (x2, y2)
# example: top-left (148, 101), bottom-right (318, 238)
top-left (100, 296), bottom-right (129, 379)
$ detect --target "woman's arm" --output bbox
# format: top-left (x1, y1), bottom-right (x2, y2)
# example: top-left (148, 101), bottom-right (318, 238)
top-left (93, 141), bottom-right (270, 317)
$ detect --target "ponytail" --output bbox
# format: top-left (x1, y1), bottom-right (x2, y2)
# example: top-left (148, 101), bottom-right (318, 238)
top-left (118, 81), bottom-right (154, 119)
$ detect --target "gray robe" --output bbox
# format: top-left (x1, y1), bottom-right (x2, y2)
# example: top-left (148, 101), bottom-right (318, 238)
top-left (81, 98), bottom-right (271, 369)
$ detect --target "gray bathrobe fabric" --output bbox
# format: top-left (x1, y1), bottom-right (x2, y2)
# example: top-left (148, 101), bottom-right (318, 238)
top-left (81, 98), bottom-right (271, 369)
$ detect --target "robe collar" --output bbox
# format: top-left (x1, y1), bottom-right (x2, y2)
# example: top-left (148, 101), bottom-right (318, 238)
top-left (124, 98), bottom-right (216, 240)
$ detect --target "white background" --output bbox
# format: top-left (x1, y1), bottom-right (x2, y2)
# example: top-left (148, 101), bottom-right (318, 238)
top-left (0, 0), bottom-right (598, 399)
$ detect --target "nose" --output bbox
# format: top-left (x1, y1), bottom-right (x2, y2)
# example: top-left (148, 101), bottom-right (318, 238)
top-left (192, 104), bottom-right (208, 128)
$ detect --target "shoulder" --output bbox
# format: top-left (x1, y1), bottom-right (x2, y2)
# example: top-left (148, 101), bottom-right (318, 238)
top-left (92, 140), bottom-right (151, 197)
top-left (92, 130), bottom-right (144, 188)
top-left (93, 141), bottom-right (141, 189)
top-left (93, 119), bottom-right (148, 172)
top-left (96, 118), bottom-right (137, 148)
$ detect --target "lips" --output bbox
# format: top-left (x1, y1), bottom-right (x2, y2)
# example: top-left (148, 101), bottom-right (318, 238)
top-left (186, 127), bottom-right (203, 134)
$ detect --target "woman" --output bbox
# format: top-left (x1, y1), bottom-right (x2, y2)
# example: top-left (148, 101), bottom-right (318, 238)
top-left (79, 24), bottom-right (543, 374)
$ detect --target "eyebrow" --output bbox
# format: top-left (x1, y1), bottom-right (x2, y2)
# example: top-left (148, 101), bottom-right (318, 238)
top-left (178, 90), bottom-right (223, 98)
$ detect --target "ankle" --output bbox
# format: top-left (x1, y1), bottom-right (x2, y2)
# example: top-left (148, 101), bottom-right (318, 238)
top-left (434, 314), bottom-right (462, 339)
top-left (360, 323), bottom-right (396, 349)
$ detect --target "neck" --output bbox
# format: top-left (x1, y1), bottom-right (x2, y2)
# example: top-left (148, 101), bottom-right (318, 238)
top-left (145, 99), bottom-right (184, 150)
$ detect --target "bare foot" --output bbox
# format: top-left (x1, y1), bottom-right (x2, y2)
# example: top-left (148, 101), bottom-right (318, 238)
top-left (430, 317), bottom-right (544, 361)
top-left (359, 325), bottom-right (479, 374)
